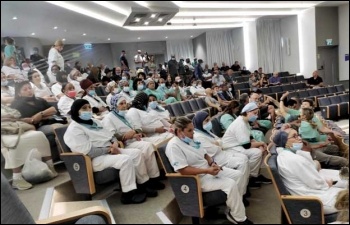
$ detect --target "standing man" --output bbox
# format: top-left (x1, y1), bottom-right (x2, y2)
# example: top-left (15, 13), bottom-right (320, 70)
top-left (167, 54), bottom-right (178, 81)
top-left (120, 50), bottom-right (129, 71)
top-left (194, 59), bottom-right (204, 81)
top-left (178, 57), bottom-right (186, 83)
top-left (134, 50), bottom-right (143, 70)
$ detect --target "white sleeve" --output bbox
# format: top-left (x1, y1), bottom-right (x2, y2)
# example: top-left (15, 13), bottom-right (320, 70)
top-left (234, 120), bottom-right (251, 146)
top-left (48, 48), bottom-right (58, 64)
top-left (101, 114), bottom-right (116, 133)
top-left (125, 108), bottom-right (142, 130)
top-left (195, 134), bottom-right (220, 157)
top-left (64, 125), bottom-right (92, 155)
top-left (57, 98), bottom-right (72, 116)
top-left (166, 143), bottom-right (189, 172)
top-left (51, 84), bottom-right (62, 97)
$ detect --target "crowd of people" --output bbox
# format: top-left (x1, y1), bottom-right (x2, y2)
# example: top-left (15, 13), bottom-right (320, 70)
top-left (1, 36), bottom-right (348, 224)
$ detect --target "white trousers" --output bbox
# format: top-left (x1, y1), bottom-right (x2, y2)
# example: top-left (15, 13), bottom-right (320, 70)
top-left (126, 140), bottom-right (160, 178)
top-left (1, 131), bottom-right (51, 169)
top-left (92, 148), bottom-right (149, 193)
top-left (142, 132), bottom-right (174, 146)
top-left (214, 151), bottom-right (250, 195)
top-left (224, 146), bottom-right (262, 177)
top-left (201, 171), bottom-right (247, 221)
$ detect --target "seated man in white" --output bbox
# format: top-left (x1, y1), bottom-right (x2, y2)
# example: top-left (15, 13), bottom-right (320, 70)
top-left (192, 111), bottom-right (250, 201)
top-left (101, 94), bottom-right (165, 190)
top-left (221, 102), bottom-right (271, 189)
top-left (166, 117), bottom-right (253, 224)
top-left (272, 129), bottom-right (347, 215)
top-left (190, 80), bottom-right (206, 97)
top-left (125, 92), bottom-right (173, 146)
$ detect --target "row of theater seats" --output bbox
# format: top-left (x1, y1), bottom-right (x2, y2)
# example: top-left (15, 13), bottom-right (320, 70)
top-left (318, 93), bottom-right (349, 120)
top-left (234, 73), bottom-right (300, 84)
top-left (164, 98), bottom-right (213, 119)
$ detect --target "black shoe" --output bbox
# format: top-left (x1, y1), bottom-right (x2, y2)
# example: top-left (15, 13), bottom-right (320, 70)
top-left (120, 190), bottom-right (147, 204)
top-left (243, 188), bottom-right (251, 198)
top-left (248, 178), bottom-right (261, 189)
top-left (226, 210), bottom-right (254, 224)
top-left (148, 178), bottom-right (166, 190)
top-left (138, 182), bottom-right (158, 197)
top-left (243, 197), bottom-right (250, 207)
top-left (255, 175), bottom-right (272, 184)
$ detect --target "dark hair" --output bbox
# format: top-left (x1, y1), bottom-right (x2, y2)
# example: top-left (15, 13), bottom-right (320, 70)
top-left (14, 80), bottom-right (31, 99)
top-left (223, 100), bottom-right (240, 115)
top-left (56, 71), bottom-right (68, 83)
top-left (51, 65), bottom-right (61, 71)
top-left (3, 37), bottom-right (14, 45)
top-left (132, 78), bottom-right (143, 91)
top-left (172, 117), bottom-right (192, 136)
top-left (148, 94), bottom-right (158, 101)
top-left (27, 70), bottom-right (39, 82)
top-left (286, 99), bottom-right (297, 107)
top-left (302, 99), bottom-right (314, 107)
top-left (61, 82), bottom-right (74, 93)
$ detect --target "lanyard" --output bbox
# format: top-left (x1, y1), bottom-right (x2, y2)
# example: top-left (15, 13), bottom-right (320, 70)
top-left (112, 110), bottom-right (133, 129)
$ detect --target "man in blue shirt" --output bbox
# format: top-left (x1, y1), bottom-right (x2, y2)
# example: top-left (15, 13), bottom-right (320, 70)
top-left (268, 72), bottom-right (281, 85)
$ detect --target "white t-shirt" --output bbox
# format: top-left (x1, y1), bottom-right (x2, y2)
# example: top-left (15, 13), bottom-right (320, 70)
top-left (48, 47), bottom-right (64, 72)
top-left (212, 75), bottom-right (226, 86)
top-left (31, 82), bottom-right (53, 98)
top-left (134, 54), bottom-right (143, 67)
top-left (64, 120), bottom-right (113, 155)
top-left (57, 95), bottom-right (75, 116)
top-left (165, 136), bottom-right (209, 173)
top-left (222, 116), bottom-right (251, 150)
top-left (190, 86), bottom-right (206, 96)
top-left (51, 83), bottom-right (63, 99)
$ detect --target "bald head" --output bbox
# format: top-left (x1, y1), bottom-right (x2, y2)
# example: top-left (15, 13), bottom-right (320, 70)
top-left (312, 70), bottom-right (319, 77)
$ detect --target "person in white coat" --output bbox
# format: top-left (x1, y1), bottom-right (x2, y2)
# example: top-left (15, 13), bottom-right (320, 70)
top-left (57, 83), bottom-right (77, 117)
top-left (272, 129), bottom-right (347, 215)
top-left (101, 94), bottom-right (166, 190)
top-left (147, 94), bottom-right (172, 128)
top-left (125, 92), bottom-right (173, 146)
top-left (47, 39), bottom-right (64, 73)
top-left (166, 117), bottom-right (253, 224)
top-left (64, 99), bottom-right (162, 204)
top-left (192, 111), bottom-right (250, 199)
top-left (80, 79), bottom-right (109, 117)
top-left (67, 69), bottom-right (84, 97)
top-left (222, 102), bottom-right (271, 189)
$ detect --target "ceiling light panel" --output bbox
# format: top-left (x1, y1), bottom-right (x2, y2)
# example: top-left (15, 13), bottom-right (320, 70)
top-left (170, 17), bottom-right (256, 24)
top-left (123, 7), bottom-right (179, 26)
top-left (126, 23), bottom-right (243, 30)
top-left (172, 1), bottom-right (318, 8)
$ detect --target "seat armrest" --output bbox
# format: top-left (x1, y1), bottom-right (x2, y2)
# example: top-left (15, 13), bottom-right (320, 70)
top-left (36, 206), bottom-right (112, 224)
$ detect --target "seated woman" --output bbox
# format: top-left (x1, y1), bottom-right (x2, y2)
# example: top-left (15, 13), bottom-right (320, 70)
top-left (220, 101), bottom-right (266, 142)
top-left (147, 94), bottom-right (171, 125)
top-left (67, 68), bottom-right (84, 97)
top-left (272, 129), bottom-right (346, 215)
top-left (101, 95), bottom-right (166, 190)
top-left (166, 117), bottom-right (253, 224)
top-left (118, 79), bottom-right (135, 105)
top-left (1, 56), bottom-right (25, 86)
top-left (192, 111), bottom-right (250, 199)
top-left (10, 80), bottom-right (61, 162)
top-left (259, 74), bottom-right (269, 87)
top-left (125, 92), bottom-right (173, 146)
top-left (57, 83), bottom-right (77, 117)
top-left (1, 104), bottom-right (57, 190)
top-left (105, 81), bottom-right (120, 109)
top-left (51, 71), bottom-right (68, 100)
top-left (1, 72), bottom-right (15, 104)
top-left (333, 188), bottom-right (349, 224)
top-left (299, 108), bottom-right (347, 168)
top-left (64, 99), bottom-right (162, 204)
top-left (28, 70), bottom-right (56, 102)
top-left (144, 79), bottom-right (177, 105)
top-left (80, 79), bottom-right (109, 117)
top-left (132, 78), bottom-right (145, 93)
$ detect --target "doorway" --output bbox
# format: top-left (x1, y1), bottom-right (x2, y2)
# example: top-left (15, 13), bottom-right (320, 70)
top-left (317, 46), bottom-right (339, 85)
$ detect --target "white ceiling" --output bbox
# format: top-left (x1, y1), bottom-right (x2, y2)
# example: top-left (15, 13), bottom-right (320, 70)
top-left (1, 1), bottom-right (348, 45)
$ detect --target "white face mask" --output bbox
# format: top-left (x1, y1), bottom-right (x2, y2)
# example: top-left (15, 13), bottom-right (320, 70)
top-left (228, 88), bottom-right (232, 92)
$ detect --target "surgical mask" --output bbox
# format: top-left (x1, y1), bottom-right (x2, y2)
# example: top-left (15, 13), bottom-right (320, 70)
top-left (154, 79), bottom-right (159, 83)
top-left (67, 90), bottom-right (76, 98)
top-left (160, 83), bottom-right (165, 88)
top-left (228, 88), bottom-right (232, 92)
top-left (198, 85), bottom-right (202, 88)
top-left (79, 111), bottom-right (93, 120)
top-left (122, 76), bottom-right (127, 81)
top-left (192, 83), bottom-right (196, 87)
top-left (112, 88), bottom-right (120, 94)
top-left (1, 81), bottom-right (8, 86)
top-left (248, 115), bottom-right (258, 122)
top-left (181, 136), bottom-right (192, 145)
top-left (137, 85), bottom-right (144, 91)
top-left (88, 90), bottom-right (96, 96)
top-left (203, 121), bottom-right (212, 132)
top-left (117, 110), bottom-right (126, 117)
top-left (149, 101), bottom-right (158, 109)
top-left (123, 86), bottom-right (130, 92)
top-left (292, 143), bottom-right (303, 151)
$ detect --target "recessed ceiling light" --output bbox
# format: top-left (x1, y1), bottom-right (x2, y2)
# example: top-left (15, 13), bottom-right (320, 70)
top-left (158, 18), bottom-right (163, 22)
top-left (83, 33), bottom-right (86, 36)
top-left (108, 38), bottom-right (111, 40)
top-left (144, 21), bottom-right (149, 25)
top-left (150, 14), bottom-right (156, 18)
top-left (64, 29), bottom-right (67, 32)
top-left (138, 37), bottom-right (141, 40)
top-left (190, 35), bottom-right (193, 38)
top-left (165, 36), bottom-right (168, 39)
top-left (31, 33), bottom-right (35, 35)
top-left (53, 26), bottom-right (58, 29)
top-left (62, 38), bottom-right (66, 41)
top-left (135, 18), bottom-right (141, 22)
top-left (12, 16), bottom-right (17, 20)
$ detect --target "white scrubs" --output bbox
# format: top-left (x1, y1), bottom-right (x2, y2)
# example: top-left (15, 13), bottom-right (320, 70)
top-left (102, 111), bottom-right (160, 178)
top-left (166, 136), bottom-right (247, 222)
top-left (83, 95), bottom-right (109, 117)
top-left (222, 116), bottom-right (263, 177)
top-left (48, 47), bottom-right (64, 72)
top-left (57, 95), bottom-right (74, 116)
top-left (64, 119), bottom-right (150, 192)
top-left (51, 82), bottom-right (63, 100)
top-left (277, 149), bottom-right (345, 214)
top-left (125, 108), bottom-right (173, 145)
top-left (194, 130), bottom-right (250, 195)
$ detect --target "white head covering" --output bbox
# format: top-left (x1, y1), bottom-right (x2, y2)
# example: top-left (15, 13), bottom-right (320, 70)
top-left (241, 102), bottom-right (258, 113)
